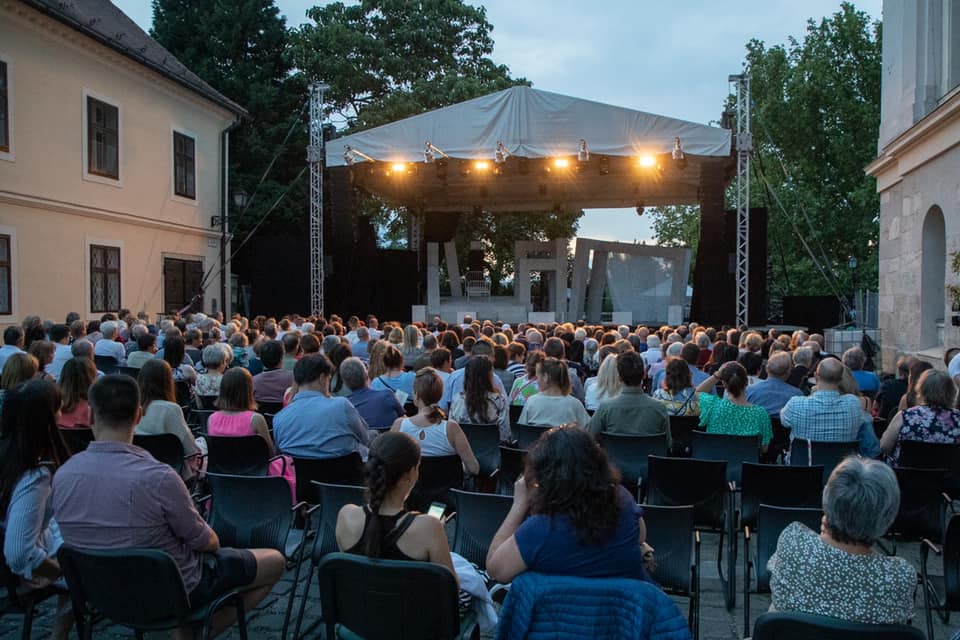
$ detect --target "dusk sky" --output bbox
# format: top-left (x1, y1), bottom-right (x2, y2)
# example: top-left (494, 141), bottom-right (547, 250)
top-left (114, 0), bottom-right (882, 244)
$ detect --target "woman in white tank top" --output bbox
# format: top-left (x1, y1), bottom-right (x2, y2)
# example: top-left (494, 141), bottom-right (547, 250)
top-left (390, 368), bottom-right (479, 475)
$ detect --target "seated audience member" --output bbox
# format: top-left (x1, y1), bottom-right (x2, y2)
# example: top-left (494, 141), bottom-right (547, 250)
top-left (704, 341), bottom-right (739, 376)
top-left (589, 352), bottom-right (670, 447)
top-left (843, 347), bottom-right (880, 394)
top-left (839, 366), bottom-right (872, 413)
top-left (162, 336), bottom-right (198, 385)
top-left (781, 358), bottom-right (880, 458)
top-left (47, 324), bottom-right (72, 380)
top-left (281, 333), bottom-right (301, 371)
top-left (652, 343), bottom-right (710, 392)
top-left (648, 342), bottom-right (682, 386)
top-left (696, 361), bottom-right (772, 452)
top-left (28, 341), bottom-right (55, 382)
top-left (881, 370), bottom-right (960, 466)
top-left (337, 432), bottom-right (455, 572)
top-left (400, 325), bottom-right (423, 369)
top-left (340, 357), bottom-right (404, 431)
top-left (518, 358), bottom-right (590, 429)
top-left (449, 357), bottom-right (511, 442)
top-left (228, 332), bottom-right (251, 369)
top-left (745, 351), bottom-right (803, 416)
top-left (183, 329), bottom-right (204, 368)
top-left (126, 333), bottom-right (157, 369)
top-left (508, 351), bottom-right (545, 407)
top-left (543, 337), bottom-right (585, 402)
top-left (899, 359), bottom-right (935, 412)
top-left (430, 347), bottom-right (454, 384)
top-left (439, 340), bottom-right (507, 412)
top-left (84, 320), bottom-right (102, 345)
top-left (196, 344), bottom-right (232, 399)
top-left (135, 360), bottom-right (201, 479)
top-left (52, 375), bottom-right (284, 633)
top-left (738, 351), bottom-right (763, 386)
top-left (0, 326), bottom-right (25, 370)
top-left (493, 345), bottom-right (516, 395)
top-left (57, 357), bottom-right (98, 428)
top-left (768, 456), bottom-right (915, 624)
top-left (327, 343), bottom-right (354, 398)
top-left (351, 327), bottom-right (372, 363)
top-left (1, 381), bottom-right (73, 639)
top-left (486, 426), bottom-right (650, 584)
top-left (370, 345), bottom-right (416, 403)
top-left (506, 342), bottom-right (528, 380)
top-left (785, 346), bottom-right (814, 393)
top-left (875, 356), bottom-right (912, 421)
top-left (584, 351), bottom-right (623, 412)
top-left (92, 321), bottom-right (126, 366)
top-left (640, 335), bottom-right (662, 371)
top-left (299, 333), bottom-right (320, 357)
top-left (252, 340), bottom-right (294, 407)
top-left (272, 354), bottom-right (370, 460)
top-left (454, 337), bottom-right (475, 370)
top-left (208, 367), bottom-right (295, 498)
top-left (390, 369), bottom-right (479, 475)
top-left (652, 356), bottom-right (699, 418)
top-left (412, 333), bottom-right (437, 371)
top-left (0, 353), bottom-right (39, 413)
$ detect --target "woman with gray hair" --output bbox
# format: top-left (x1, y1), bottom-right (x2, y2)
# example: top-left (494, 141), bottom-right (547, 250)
top-left (768, 455), bottom-right (916, 624)
top-left (341, 357), bottom-right (404, 431)
top-left (195, 343), bottom-right (232, 398)
top-left (881, 369), bottom-right (960, 466)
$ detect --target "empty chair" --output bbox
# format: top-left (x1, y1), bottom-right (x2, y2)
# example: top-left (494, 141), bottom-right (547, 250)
top-left (59, 546), bottom-right (248, 640)
top-left (133, 433), bottom-right (188, 476)
top-left (514, 423), bottom-right (549, 449)
top-left (690, 431), bottom-right (760, 486)
top-left (315, 552), bottom-right (477, 640)
top-left (899, 440), bottom-right (960, 496)
top-left (920, 514), bottom-right (960, 640)
top-left (642, 504), bottom-right (700, 638)
top-left (459, 422), bottom-right (500, 478)
top-left (739, 463), bottom-right (824, 534)
top-left (206, 435), bottom-right (283, 476)
top-left (888, 466), bottom-right (950, 545)
top-left (0, 527), bottom-right (65, 640)
top-left (58, 427), bottom-right (94, 454)
top-left (496, 446), bottom-right (527, 496)
top-left (292, 453), bottom-right (364, 504)
top-left (93, 355), bottom-right (119, 374)
top-left (743, 505), bottom-right (823, 636)
top-left (450, 489), bottom-right (513, 569)
top-left (597, 432), bottom-right (668, 500)
top-left (669, 415), bottom-right (701, 456)
top-left (752, 611), bottom-right (925, 640)
top-left (788, 438), bottom-right (859, 481)
top-left (407, 454), bottom-right (463, 512)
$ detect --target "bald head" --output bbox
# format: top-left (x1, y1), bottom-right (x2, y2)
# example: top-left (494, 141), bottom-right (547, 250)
top-left (817, 358), bottom-right (844, 386)
top-left (765, 352), bottom-right (792, 380)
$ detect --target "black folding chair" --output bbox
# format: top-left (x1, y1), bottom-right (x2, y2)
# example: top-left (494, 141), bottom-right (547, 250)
top-left (496, 446), bottom-right (527, 496)
top-left (315, 552), bottom-right (476, 640)
top-left (408, 455), bottom-right (463, 512)
top-left (514, 423), bottom-right (549, 449)
top-left (459, 422), bottom-right (500, 478)
top-left (597, 431), bottom-right (668, 500)
top-left (762, 416), bottom-right (791, 463)
top-left (788, 438), bottom-right (859, 482)
top-left (117, 365), bottom-right (140, 378)
top-left (743, 505), bottom-right (823, 636)
top-left (642, 504), bottom-right (700, 638)
top-left (292, 453), bottom-right (364, 504)
top-left (0, 527), bottom-right (66, 640)
top-left (690, 431), bottom-right (760, 487)
top-left (669, 415), bottom-right (701, 456)
top-left (752, 611), bottom-right (925, 640)
top-left (206, 435), bottom-right (284, 476)
top-left (175, 381), bottom-right (193, 410)
top-left (899, 440), bottom-right (960, 497)
top-left (59, 427), bottom-right (94, 454)
top-left (739, 463), bottom-right (823, 536)
top-left (93, 355), bottom-right (119, 374)
top-left (197, 395), bottom-right (218, 410)
top-left (204, 473), bottom-right (306, 640)
top-left (257, 401), bottom-right (284, 416)
top-left (59, 546), bottom-right (248, 640)
top-left (887, 466), bottom-right (950, 550)
top-left (646, 455), bottom-right (734, 609)
top-left (292, 482), bottom-right (366, 640)
top-left (450, 489), bottom-right (513, 569)
top-left (133, 433), bottom-right (190, 476)
top-left (921, 514), bottom-right (960, 640)
top-left (189, 409), bottom-right (215, 434)
top-left (508, 404), bottom-right (523, 429)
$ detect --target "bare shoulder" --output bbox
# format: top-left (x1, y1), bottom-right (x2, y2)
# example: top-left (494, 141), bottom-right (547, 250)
top-left (407, 512), bottom-right (446, 538)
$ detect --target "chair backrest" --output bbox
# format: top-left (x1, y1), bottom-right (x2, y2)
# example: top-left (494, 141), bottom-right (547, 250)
top-left (257, 401), bottom-right (284, 416)
top-left (764, 416), bottom-right (791, 463)
top-left (293, 453), bottom-right (364, 504)
top-left (515, 423), bottom-right (549, 449)
top-left (117, 366), bottom-right (140, 378)
top-left (789, 438), bottom-right (859, 481)
top-left (174, 380), bottom-right (192, 409)
top-left (59, 546), bottom-right (191, 628)
top-left (206, 473), bottom-right (294, 552)
top-left (189, 409), bottom-right (215, 433)
top-left (403, 402), bottom-right (418, 417)
top-left (132, 433), bottom-right (185, 474)
top-left (668, 415), bottom-right (701, 456)
top-left (944, 514), bottom-right (960, 611)
top-left (690, 431), bottom-right (760, 485)
top-left (312, 482), bottom-right (367, 560)
top-left (198, 395), bottom-right (218, 410)
top-left (890, 466), bottom-right (948, 542)
top-left (408, 455), bottom-right (462, 512)
top-left (597, 432), bottom-right (668, 495)
top-left (496, 446), bottom-right (527, 496)
top-left (508, 404), bottom-right (523, 428)
top-left (740, 463), bottom-right (824, 530)
top-left (93, 355), bottom-right (119, 374)
top-left (459, 422), bottom-right (500, 477)
top-left (646, 455), bottom-right (727, 530)
top-left (899, 440), bottom-right (960, 495)
top-left (450, 489), bottom-right (513, 569)
top-left (59, 427), bottom-right (94, 454)
top-left (751, 611), bottom-right (925, 639)
top-left (206, 435), bottom-right (271, 476)
top-left (317, 552), bottom-right (462, 640)
top-left (754, 505), bottom-right (823, 593)
top-left (642, 504), bottom-right (696, 594)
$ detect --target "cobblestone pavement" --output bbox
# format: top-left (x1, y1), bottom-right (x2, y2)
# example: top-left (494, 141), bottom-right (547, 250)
top-left (2, 531), bottom-right (956, 639)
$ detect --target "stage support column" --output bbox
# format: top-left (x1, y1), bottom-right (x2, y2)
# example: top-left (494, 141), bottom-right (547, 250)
top-left (427, 243), bottom-right (440, 316)
top-left (691, 176), bottom-right (731, 325)
top-left (553, 239), bottom-right (569, 322)
top-left (587, 250), bottom-right (609, 322)
top-left (444, 241), bottom-right (462, 297)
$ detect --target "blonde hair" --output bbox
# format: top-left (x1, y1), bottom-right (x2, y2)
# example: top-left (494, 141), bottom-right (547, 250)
top-left (594, 354), bottom-right (622, 403)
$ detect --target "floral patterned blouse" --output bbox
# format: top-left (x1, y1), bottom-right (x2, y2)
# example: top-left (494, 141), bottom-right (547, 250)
top-left (652, 387), bottom-right (699, 416)
top-left (887, 405), bottom-right (960, 467)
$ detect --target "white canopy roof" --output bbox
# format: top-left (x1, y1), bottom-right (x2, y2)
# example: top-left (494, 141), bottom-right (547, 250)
top-left (327, 86), bottom-right (731, 167)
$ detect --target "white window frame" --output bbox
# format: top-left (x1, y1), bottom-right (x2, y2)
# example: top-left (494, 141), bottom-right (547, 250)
top-left (170, 126), bottom-right (199, 206)
top-left (0, 225), bottom-right (17, 319)
top-left (0, 52), bottom-right (14, 163)
top-left (81, 88), bottom-right (123, 187)
top-left (84, 237), bottom-right (124, 318)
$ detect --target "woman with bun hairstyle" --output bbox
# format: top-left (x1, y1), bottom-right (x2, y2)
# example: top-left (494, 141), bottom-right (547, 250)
top-left (695, 360), bottom-right (772, 453)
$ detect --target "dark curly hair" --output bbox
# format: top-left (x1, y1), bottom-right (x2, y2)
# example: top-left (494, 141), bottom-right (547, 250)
top-left (360, 431), bottom-right (421, 558)
top-left (526, 426), bottom-right (622, 546)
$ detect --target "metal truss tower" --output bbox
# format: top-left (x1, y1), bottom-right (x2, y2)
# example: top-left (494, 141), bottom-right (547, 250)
top-left (729, 73), bottom-right (752, 327)
top-left (308, 82), bottom-right (330, 317)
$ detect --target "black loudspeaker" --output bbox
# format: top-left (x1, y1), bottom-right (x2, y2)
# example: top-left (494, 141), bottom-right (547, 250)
top-left (422, 212), bottom-right (462, 243)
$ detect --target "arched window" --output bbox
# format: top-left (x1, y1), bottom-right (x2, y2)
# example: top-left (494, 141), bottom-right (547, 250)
top-left (921, 206), bottom-right (946, 349)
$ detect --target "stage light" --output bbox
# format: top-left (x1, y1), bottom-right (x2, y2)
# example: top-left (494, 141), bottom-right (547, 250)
top-left (553, 157), bottom-right (571, 169)
top-left (424, 142), bottom-right (434, 164)
top-left (474, 160), bottom-right (491, 172)
top-left (638, 155), bottom-right (656, 168)
top-left (672, 137), bottom-right (687, 170)
top-left (578, 139), bottom-right (590, 163)
top-left (390, 162), bottom-right (406, 173)
top-left (636, 202), bottom-right (645, 217)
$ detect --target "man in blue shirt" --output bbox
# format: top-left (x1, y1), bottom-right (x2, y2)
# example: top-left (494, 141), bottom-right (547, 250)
top-left (272, 354), bottom-right (370, 459)
top-left (340, 357), bottom-right (403, 430)
top-left (842, 347), bottom-right (880, 394)
top-left (746, 351), bottom-right (804, 415)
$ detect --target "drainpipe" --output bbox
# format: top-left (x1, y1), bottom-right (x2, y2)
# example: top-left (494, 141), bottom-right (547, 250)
top-left (220, 118), bottom-right (242, 318)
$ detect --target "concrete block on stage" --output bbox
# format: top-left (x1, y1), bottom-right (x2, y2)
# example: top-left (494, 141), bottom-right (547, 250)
top-left (456, 311), bottom-right (477, 323)
top-left (612, 311), bottom-right (633, 326)
top-left (528, 312), bottom-right (556, 324)
top-left (668, 305), bottom-right (683, 326)
top-left (411, 305), bottom-right (427, 324)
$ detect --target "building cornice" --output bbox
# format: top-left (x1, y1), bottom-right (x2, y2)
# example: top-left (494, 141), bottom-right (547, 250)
top-left (0, 190), bottom-right (220, 239)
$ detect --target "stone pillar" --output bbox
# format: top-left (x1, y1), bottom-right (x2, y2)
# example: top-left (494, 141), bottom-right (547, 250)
top-left (426, 243), bottom-right (440, 315)
top-left (587, 250), bottom-right (609, 322)
top-left (444, 241), bottom-right (462, 297)
top-left (569, 241), bottom-right (591, 319)
top-left (553, 238), bottom-right (569, 320)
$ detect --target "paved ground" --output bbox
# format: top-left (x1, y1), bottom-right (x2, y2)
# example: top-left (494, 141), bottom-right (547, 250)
top-left (2, 531), bottom-right (957, 639)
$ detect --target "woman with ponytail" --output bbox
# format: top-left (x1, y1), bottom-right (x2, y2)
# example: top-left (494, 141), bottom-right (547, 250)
top-left (390, 368), bottom-right (479, 476)
top-left (336, 431), bottom-right (456, 573)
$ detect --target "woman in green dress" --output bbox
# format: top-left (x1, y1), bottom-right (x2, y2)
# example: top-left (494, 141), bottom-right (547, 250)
top-left (695, 361), bottom-right (772, 454)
